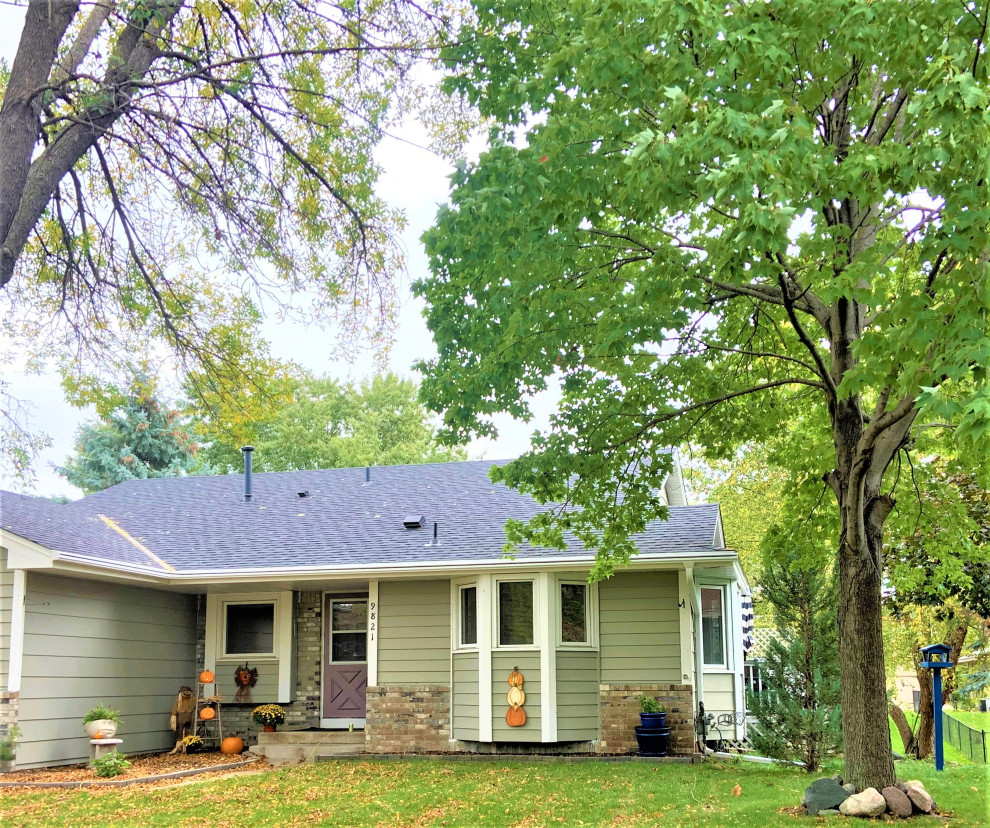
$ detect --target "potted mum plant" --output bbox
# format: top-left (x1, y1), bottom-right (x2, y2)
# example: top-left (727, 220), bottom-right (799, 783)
top-left (82, 704), bottom-right (122, 738)
top-left (252, 704), bottom-right (286, 732)
top-left (638, 696), bottom-right (667, 728)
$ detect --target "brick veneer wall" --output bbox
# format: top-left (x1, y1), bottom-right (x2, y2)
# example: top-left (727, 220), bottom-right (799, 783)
top-left (597, 684), bottom-right (695, 755)
top-left (365, 685), bottom-right (451, 753)
top-left (195, 591), bottom-right (323, 745)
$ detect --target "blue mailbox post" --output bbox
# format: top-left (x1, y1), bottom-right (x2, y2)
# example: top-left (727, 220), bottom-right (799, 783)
top-left (919, 643), bottom-right (953, 771)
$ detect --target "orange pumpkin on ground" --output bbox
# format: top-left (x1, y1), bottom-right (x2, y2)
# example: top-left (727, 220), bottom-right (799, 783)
top-left (506, 706), bottom-right (527, 727)
top-left (199, 706), bottom-right (216, 720)
top-left (221, 736), bottom-right (244, 755)
top-left (199, 670), bottom-right (215, 684)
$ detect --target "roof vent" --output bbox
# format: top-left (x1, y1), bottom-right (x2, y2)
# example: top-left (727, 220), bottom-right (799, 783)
top-left (403, 515), bottom-right (426, 529)
top-left (297, 491), bottom-right (310, 498)
top-left (363, 466), bottom-right (371, 486)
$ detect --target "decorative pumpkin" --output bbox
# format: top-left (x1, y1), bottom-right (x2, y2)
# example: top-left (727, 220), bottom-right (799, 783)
top-left (199, 670), bottom-right (215, 684)
top-left (507, 669), bottom-right (524, 688)
top-left (199, 706), bottom-right (216, 720)
top-left (221, 736), bottom-right (245, 755)
top-left (507, 686), bottom-right (526, 708)
top-left (505, 706), bottom-right (527, 727)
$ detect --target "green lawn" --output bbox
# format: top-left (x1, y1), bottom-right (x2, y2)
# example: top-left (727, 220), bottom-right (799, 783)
top-left (1, 758), bottom-right (987, 827)
top-left (950, 711), bottom-right (990, 732)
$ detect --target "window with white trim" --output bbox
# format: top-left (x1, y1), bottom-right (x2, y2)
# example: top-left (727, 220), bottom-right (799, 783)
top-left (459, 585), bottom-right (478, 647)
top-left (497, 580), bottom-right (534, 647)
top-left (559, 581), bottom-right (589, 644)
top-left (701, 586), bottom-right (727, 667)
top-left (223, 601), bottom-right (275, 657)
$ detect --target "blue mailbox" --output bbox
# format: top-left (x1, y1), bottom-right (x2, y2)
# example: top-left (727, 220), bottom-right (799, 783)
top-left (919, 643), bottom-right (953, 771)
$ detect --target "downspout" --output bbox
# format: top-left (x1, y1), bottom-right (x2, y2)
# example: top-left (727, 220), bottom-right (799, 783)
top-left (685, 564), bottom-right (705, 750)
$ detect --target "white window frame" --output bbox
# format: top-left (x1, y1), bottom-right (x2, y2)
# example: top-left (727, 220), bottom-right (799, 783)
top-left (221, 598), bottom-right (278, 659)
top-left (699, 584), bottom-right (730, 671)
top-left (493, 577), bottom-right (539, 650)
top-left (204, 590), bottom-right (294, 703)
top-left (453, 581), bottom-right (480, 652)
top-left (554, 576), bottom-right (598, 650)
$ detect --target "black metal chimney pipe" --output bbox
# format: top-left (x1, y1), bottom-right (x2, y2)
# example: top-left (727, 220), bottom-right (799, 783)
top-left (241, 446), bottom-right (254, 501)
top-left (364, 466), bottom-right (371, 485)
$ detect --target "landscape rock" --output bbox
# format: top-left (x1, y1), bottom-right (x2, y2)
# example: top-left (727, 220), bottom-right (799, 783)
top-left (881, 786), bottom-right (912, 818)
top-left (903, 781), bottom-right (933, 814)
top-left (839, 787), bottom-right (887, 818)
top-left (819, 810), bottom-right (841, 816)
top-left (842, 782), bottom-right (858, 794)
top-left (803, 777), bottom-right (851, 815)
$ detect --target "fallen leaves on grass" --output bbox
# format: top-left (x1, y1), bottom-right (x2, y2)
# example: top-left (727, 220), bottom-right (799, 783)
top-left (1, 751), bottom-right (251, 784)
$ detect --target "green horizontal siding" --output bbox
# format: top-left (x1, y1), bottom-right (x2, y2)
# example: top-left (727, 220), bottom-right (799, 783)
top-left (452, 651), bottom-right (479, 740)
top-left (17, 572), bottom-right (197, 768)
top-left (377, 579), bottom-right (450, 685)
top-left (599, 572), bottom-right (681, 684)
top-left (492, 651), bottom-right (541, 742)
top-left (0, 547), bottom-right (11, 688)
top-left (214, 660), bottom-right (281, 704)
top-left (556, 650), bottom-right (599, 741)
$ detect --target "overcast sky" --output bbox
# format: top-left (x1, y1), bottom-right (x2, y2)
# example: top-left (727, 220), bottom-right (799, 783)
top-left (0, 6), bottom-right (558, 498)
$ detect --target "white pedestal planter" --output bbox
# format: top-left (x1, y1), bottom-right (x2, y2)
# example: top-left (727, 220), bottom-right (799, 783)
top-left (84, 720), bottom-right (119, 738)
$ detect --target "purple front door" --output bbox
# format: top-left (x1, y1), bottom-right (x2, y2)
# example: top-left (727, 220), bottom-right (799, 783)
top-left (323, 597), bottom-right (368, 723)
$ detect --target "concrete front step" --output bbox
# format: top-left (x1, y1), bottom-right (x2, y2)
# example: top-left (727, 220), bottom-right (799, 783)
top-left (256, 729), bottom-right (365, 746)
top-left (251, 729), bottom-right (365, 765)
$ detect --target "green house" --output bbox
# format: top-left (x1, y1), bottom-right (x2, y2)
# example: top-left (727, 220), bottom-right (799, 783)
top-left (0, 457), bottom-right (751, 768)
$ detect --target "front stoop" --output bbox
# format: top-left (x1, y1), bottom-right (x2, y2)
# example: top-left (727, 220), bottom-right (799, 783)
top-left (249, 729), bottom-right (365, 765)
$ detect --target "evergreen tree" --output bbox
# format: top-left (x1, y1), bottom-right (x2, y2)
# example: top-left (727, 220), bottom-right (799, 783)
top-left (60, 379), bottom-right (205, 493)
top-left (747, 541), bottom-right (842, 771)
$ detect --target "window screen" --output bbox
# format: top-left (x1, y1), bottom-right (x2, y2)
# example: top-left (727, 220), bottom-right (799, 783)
top-left (498, 581), bottom-right (534, 646)
top-left (701, 587), bottom-right (725, 666)
top-left (560, 583), bottom-right (588, 643)
top-left (225, 603), bottom-right (275, 655)
top-left (460, 586), bottom-right (478, 646)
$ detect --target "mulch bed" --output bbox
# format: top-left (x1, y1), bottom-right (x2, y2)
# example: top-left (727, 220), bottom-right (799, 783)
top-left (0, 751), bottom-right (261, 786)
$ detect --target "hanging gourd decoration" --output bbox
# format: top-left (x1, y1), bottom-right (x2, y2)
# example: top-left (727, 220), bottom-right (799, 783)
top-left (199, 669), bottom-right (215, 684)
top-left (199, 706), bottom-right (216, 720)
top-left (505, 667), bottom-right (527, 727)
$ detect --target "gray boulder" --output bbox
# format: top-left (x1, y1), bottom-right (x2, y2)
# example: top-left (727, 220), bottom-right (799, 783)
top-left (881, 786), bottom-right (912, 818)
top-left (903, 780), bottom-right (934, 814)
top-left (842, 782), bottom-right (857, 794)
top-left (803, 777), bottom-right (851, 815)
top-left (839, 787), bottom-right (887, 818)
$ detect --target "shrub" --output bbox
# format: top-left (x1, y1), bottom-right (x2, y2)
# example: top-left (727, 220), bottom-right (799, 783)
top-left (82, 705), bottom-right (122, 725)
top-left (0, 726), bottom-right (20, 761)
top-left (179, 735), bottom-right (204, 753)
top-left (92, 752), bottom-right (131, 778)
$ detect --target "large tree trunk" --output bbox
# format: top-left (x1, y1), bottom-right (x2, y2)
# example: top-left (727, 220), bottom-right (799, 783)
top-left (837, 532), bottom-right (896, 790)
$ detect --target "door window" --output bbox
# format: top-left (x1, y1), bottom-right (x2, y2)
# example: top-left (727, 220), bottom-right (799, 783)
top-left (330, 599), bottom-right (368, 662)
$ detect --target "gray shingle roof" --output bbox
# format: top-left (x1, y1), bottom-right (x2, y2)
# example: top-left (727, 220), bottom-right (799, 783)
top-left (1, 460), bottom-right (724, 574)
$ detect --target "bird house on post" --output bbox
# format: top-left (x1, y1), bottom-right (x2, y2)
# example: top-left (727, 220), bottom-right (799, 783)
top-left (919, 643), bottom-right (953, 771)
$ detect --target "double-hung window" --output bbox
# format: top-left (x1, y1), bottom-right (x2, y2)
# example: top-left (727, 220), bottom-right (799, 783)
top-left (497, 580), bottom-right (534, 647)
top-left (701, 586), bottom-right (727, 668)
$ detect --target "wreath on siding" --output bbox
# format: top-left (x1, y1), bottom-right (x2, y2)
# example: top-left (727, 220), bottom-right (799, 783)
top-left (234, 663), bottom-right (259, 703)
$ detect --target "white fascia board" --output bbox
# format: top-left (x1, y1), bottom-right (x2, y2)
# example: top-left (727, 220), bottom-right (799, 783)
top-left (43, 547), bottom-right (741, 588)
top-left (732, 557), bottom-right (753, 595)
top-left (0, 530), bottom-right (58, 570)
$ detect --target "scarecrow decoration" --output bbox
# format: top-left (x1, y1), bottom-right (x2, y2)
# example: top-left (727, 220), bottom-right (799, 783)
top-left (234, 663), bottom-right (259, 703)
top-left (168, 686), bottom-right (196, 753)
